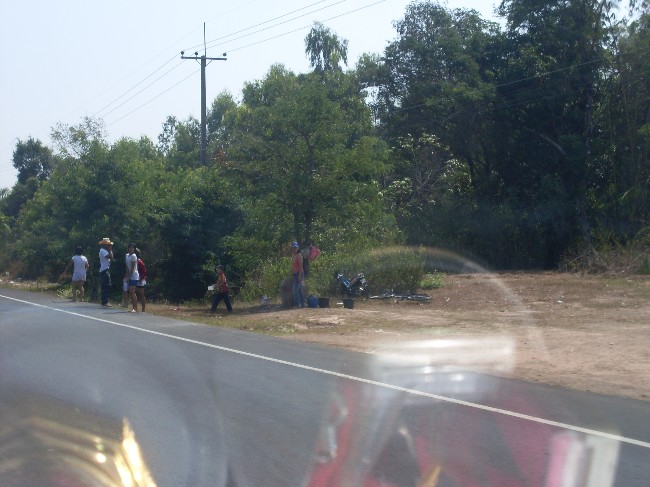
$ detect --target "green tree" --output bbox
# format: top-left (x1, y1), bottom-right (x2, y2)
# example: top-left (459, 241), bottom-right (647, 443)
top-left (145, 165), bottom-right (238, 301)
top-left (12, 137), bottom-right (54, 184)
top-left (12, 133), bottom-right (153, 279)
top-left (305, 22), bottom-right (349, 74)
top-left (216, 64), bottom-right (397, 274)
top-left (51, 117), bottom-right (106, 159)
top-left (359, 3), bottom-right (517, 262)
top-left (602, 12), bottom-right (650, 239)
top-left (495, 0), bottom-right (620, 254)
top-left (363, 2), bottom-right (503, 202)
top-left (207, 91), bottom-right (238, 165)
top-left (1, 138), bottom-right (56, 219)
top-left (156, 115), bottom-right (201, 168)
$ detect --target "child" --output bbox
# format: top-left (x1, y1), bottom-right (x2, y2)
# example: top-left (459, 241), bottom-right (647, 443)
top-left (210, 265), bottom-right (232, 313)
top-left (61, 246), bottom-right (89, 302)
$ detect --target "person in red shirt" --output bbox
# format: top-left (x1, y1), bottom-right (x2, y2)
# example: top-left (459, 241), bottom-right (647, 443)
top-left (291, 241), bottom-right (305, 308)
top-left (210, 265), bottom-right (232, 313)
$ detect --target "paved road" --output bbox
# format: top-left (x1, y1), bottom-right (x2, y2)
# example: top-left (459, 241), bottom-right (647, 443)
top-left (1, 287), bottom-right (649, 486)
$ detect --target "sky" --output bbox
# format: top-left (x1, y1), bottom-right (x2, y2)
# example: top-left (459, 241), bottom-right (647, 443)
top-left (0, 0), bottom-right (502, 190)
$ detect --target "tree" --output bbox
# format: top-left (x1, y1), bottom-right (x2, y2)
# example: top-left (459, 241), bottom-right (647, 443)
top-left (207, 91), bottom-right (238, 165)
top-left (601, 11), bottom-right (650, 237)
top-left (11, 134), bottom-right (153, 279)
top-left (1, 138), bottom-right (56, 219)
top-left (358, 3), bottom-right (526, 262)
top-left (12, 137), bottom-right (54, 184)
top-left (0, 211), bottom-right (9, 248)
top-left (215, 64), bottom-right (397, 273)
top-left (157, 115), bottom-right (178, 156)
top-left (367, 3), bottom-right (502, 195)
top-left (156, 116), bottom-right (201, 168)
top-left (474, 0), bottom-right (625, 264)
top-left (305, 22), bottom-right (349, 74)
top-left (51, 117), bottom-right (106, 159)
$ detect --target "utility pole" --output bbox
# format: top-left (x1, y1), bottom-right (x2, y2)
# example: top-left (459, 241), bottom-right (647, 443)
top-left (181, 23), bottom-right (226, 166)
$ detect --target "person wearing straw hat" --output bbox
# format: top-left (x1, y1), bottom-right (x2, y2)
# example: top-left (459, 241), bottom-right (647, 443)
top-left (98, 238), bottom-right (114, 307)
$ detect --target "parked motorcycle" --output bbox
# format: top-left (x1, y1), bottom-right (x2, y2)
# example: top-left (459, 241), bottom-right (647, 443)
top-left (334, 271), bottom-right (370, 299)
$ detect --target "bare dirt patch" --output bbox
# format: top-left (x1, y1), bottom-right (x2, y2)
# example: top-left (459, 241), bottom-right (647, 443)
top-left (149, 272), bottom-right (650, 401)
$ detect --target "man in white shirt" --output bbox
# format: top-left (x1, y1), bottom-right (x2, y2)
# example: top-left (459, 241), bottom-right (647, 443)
top-left (98, 238), bottom-right (114, 307)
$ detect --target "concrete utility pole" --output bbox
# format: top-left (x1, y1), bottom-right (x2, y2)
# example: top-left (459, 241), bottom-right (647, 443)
top-left (181, 24), bottom-right (226, 165)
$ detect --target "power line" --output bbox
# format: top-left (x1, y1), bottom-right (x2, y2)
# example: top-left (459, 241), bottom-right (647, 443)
top-left (99, 1), bottom-right (349, 124)
top-left (106, 70), bottom-right (200, 128)
top-left (93, 54), bottom-right (180, 118)
top-left (85, 1), bottom-right (359, 130)
top-left (184, 0), bottom-right (349, 52)
top-left (1, 1), bottom-right (368, 183)
top-left (202, 0), bottom-right (386, 52)
top-left (98, 61), bottom-right (185, 119)
top-left (97, 0), bottom-right (384, 128)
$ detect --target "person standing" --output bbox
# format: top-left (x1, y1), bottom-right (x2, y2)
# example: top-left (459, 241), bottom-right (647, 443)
top-left (124, 243), bottom-right (140, 313)
top-left (210, 265), bottom-right (232, 313)
top-left (98, 238), bottom-right (114, 307)
top-left (121, 250), bottom-right (130, 307)
top-left (291, 241), bottom-right (305, 308)
top-left (61, 245), bottom-right (89, 302)
top-left (301, 239), bottom-right (312, 279)
top-left (135, 248), bottom-right (147, 313)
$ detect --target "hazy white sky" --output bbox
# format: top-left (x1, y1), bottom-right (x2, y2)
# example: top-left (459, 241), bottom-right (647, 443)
top-left (0, 0), bottom-right (501, 189)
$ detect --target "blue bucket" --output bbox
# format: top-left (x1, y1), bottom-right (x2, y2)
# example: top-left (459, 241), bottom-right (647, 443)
top-left (307, 295), bottom-right (319, 308)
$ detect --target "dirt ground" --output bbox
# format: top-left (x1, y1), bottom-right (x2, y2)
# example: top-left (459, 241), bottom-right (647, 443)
top-left (149, 272), bottom-right (650, 402)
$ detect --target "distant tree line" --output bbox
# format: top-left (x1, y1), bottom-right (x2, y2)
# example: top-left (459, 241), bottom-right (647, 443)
top-left (1, 1), bottom-right (649, 301)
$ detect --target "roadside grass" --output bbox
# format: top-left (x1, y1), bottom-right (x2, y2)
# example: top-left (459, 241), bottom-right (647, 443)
top-left (146, 300), bottom-right (312, 336)
top-left (144, 296), bottom-right (432, 336)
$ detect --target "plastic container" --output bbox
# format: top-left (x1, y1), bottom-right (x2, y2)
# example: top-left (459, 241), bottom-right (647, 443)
top-left (318, 297), bottom-right (330, 308)
top-left (307, 295), bottom-right (319, 308)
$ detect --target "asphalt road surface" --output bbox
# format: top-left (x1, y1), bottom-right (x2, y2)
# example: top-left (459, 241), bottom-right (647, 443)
top-left (1, 287), bottom-right (649, 487)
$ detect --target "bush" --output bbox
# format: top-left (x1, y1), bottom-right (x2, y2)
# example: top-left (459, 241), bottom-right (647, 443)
top-left (420, 272), bottom-right (444, 289)
top-left (639, 256), bottom-right (650, 275)
top-left (238, 258), bottom-right (291, 302)
top-left (234, 245), bottom-right (480, 302)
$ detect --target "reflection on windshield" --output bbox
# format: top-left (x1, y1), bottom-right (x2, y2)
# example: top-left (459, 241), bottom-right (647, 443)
top-left (0, 248), bottom-right (636, 486)
top-left (303, 338), bottom-right (620, 487)
top-left (0, 393), bottom-right (156, 487)
top-left (292, 248), bottom-right (621, 487)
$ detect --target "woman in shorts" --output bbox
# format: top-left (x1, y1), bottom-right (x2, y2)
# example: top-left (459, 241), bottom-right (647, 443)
top-left (135, 248), bottom-right (147, 312)
top-left (63, 246), bottom-right (89, 302)
top-left (124, 243), bottom-right (140, 312)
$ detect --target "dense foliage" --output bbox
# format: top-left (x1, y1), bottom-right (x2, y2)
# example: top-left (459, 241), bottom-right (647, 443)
top-left (1, 2), bottom-right (649, 301)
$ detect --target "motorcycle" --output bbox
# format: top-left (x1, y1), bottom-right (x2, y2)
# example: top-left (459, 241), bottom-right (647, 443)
top-left (334, 271), bottom-right (370, 299)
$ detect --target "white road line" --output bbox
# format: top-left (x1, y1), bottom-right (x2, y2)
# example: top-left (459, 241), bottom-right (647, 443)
top-left (3, 293), bottom-right (649, 449)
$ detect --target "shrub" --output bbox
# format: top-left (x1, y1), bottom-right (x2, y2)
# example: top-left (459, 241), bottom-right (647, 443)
top-left (640, 256), bottom-right (650, 275)
top-left (235, 245), bottom-right (464, 302)
top-left (420, 272), bottom-right (445, 289)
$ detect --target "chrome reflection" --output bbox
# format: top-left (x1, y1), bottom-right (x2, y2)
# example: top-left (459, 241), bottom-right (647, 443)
top-left (0, 394), bottom-right (156, 487)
